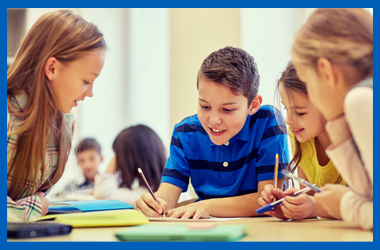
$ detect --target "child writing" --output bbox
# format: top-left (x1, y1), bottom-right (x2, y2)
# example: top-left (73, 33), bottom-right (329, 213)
top-left (135, 46), bottom-right (290, 219)
top-left (291, 8), bottom-right (372, 230)
top-left (94, 125), bottom-right (166, 207)
top-left (7, 10), bottom-right (106, 222)
top-left (61, 138), bottom-right (103, 196)
top-left (258, 61), bottom-right (346, 220)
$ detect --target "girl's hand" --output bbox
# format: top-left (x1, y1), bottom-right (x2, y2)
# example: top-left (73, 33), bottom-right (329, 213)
top-left (314, 184), bottom-right (350, 219)
top-left (165, 201), bottom-right (209, 219)
top-left (35, 191), bottom-right (49, 216)
top-left (135, 193), bottom-right (168, 217)
top-left (280, 188), bottom-right (314, 220)
top-left (258, 184), bottom-right (287, 219)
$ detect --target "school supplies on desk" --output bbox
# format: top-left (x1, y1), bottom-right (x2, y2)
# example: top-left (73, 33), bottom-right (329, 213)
top-left (47, 199), bottom-right (133, 214)
top-left (282, 169), bottom-right (321, 192)
top-left (115, 224), bottom-right (247, 241)
top-left (273, 153), bottom-right (279, 202)
top-left (37, 209), bottom-right (149, 227)
top-left (7, 222), bottom-right (72, 239)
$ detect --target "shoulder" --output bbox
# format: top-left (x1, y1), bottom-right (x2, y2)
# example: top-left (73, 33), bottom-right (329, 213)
top-left (249, 105), bottom-right (282, 129)
top-left (173, 114), bottom-right (206, 135)
top-left (64, 112), bottom-right (76, 138)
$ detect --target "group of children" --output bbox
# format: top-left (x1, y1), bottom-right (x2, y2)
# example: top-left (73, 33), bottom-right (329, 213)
top-left (7, 8), bottom-right (372, 231)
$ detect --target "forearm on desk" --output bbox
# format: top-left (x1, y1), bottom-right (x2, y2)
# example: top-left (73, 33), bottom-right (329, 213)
top-left (155, 182), bottom-right (182, 210)
top-left (200, 179), bottom-right (277, 217)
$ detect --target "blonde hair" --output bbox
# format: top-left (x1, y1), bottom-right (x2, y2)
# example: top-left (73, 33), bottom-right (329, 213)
top-left (7, 10), bottom-right (106, 200)
top-left (292, 8), bottom-right (373, 78)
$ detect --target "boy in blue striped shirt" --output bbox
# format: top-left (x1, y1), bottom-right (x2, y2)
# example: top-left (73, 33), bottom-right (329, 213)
top-left (136, 47), bottom-right (289, 219)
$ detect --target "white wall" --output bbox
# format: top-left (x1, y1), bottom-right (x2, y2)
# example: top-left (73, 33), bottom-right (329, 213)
top-left (241, 8), bottom-right (307, 107)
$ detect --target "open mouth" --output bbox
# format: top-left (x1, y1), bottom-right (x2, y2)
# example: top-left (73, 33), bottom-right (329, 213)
top-left (209, 127), bottom-right (226, 136)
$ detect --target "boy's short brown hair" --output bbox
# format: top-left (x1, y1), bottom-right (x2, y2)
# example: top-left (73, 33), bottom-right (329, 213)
top-left (75, 138), bottom-right (102, 156)
top-left (196, 46), bottom-right (260, 106)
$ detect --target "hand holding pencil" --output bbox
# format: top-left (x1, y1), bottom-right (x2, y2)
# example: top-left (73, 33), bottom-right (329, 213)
top-left (136, 168), bottom-right (167, 217)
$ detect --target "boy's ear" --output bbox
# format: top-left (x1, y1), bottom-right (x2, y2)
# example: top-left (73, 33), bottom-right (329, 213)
top-left (248, 94), bottom-right (263, 115)
top-left (316, 57), bottom-right (338, 87)
top-left (44, 57), bottom-right (59, 81)
top-left (100, 156), bottom-right (104, 163)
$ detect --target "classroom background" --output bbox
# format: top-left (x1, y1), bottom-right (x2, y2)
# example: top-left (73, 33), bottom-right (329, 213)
top-left (7, 8), bottom-right (373, 200)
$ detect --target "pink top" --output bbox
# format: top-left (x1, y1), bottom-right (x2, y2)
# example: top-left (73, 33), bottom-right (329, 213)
top-left (325, 83), bottom-right (373, 230)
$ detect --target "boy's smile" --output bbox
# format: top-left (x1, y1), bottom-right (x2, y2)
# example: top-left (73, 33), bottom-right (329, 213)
top-left (197, 78), bottom-right (258, 146)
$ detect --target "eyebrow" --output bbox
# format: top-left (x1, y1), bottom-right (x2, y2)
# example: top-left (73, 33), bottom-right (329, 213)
top-left (281, 102), bottom-right (307, 109)
top-left (89, 72), bottom-right (99, 77)
top-left (199, 98), bottom-right (238, 105)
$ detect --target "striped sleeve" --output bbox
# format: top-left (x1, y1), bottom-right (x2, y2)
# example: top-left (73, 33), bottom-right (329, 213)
top-left (7, 195), bottom-right (43, 222)
top-left (255, 111), bottom-right (289, 182)
top-left (161, 126), bottom-right (191, 192)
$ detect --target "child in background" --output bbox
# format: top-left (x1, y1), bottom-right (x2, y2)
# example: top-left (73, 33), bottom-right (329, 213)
top-left (258, 61), bottom-right (346, 220)
top-left (291, 8), bottom-right (373, 230)
top-left (136, 46), bottom-right (289, 219)
top-left (61, 138), bottom-right (103, 196)
top-left (7, 10), bottom-right (106, 222)
top-left (94, 125), bottom-right (166, 207)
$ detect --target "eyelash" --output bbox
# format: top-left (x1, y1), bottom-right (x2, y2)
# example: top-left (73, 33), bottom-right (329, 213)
top-left (84, 80), bottom-right (91, 84)
top-left (200, 105), bottom-right (234, 112)
top-left (296, 113), bottom-right (306, 116)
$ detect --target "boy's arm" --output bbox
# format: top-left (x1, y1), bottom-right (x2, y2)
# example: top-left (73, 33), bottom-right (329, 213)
top-left (167, 179), bottom-right (279, 218)
top-left (155, 183), bottom-right (183, 210)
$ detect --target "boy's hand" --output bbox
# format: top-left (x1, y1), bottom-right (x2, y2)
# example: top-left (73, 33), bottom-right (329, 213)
top-left (135, 193), bottom-right (168, 217)
top-left (258, 184), bottom-right (287, 219)
top-left (35, 191), bottom-right (49, 216)
top-left (280, 188), bottom-right (314, 220)
top-left (165, 201), bottom-right (209, 219)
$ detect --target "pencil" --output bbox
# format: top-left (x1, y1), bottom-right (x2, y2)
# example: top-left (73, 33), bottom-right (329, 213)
top-left (273, 154), bottom-right (279, 202)
top-left (137, 168), bottom-right (166, 217)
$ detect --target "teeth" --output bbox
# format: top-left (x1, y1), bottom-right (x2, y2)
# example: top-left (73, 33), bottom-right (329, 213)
top-left (212, 128), bottom-right (221, 132)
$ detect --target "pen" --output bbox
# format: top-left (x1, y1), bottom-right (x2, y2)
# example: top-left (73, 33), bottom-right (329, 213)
top-left (256, 186), bottom-right (313, 215)
top-left (137, 168), bottom-right (166, 217)
top-left (273, 154), bottom-right (279, 202)
top-left (281, 169), bottom-right (321, 193)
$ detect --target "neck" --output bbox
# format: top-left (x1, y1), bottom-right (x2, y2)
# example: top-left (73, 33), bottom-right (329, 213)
top-left (315, 131), bottom-right (331, 166)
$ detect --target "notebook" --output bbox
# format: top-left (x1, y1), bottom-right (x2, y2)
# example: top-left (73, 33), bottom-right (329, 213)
top-left (38, 209), bottom-right (149, 227)
top-left (48, 199), bottom-right (133, 214)
top-left (115, 224), bottom-right (247, 241)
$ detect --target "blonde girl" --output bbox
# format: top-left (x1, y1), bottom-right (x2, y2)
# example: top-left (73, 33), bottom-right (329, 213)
top-left (7, 10), bottom-right (106, 222)
top-left (292, 8), bottom-right (373, 230)
top-left (258, 62), bottom-right (345, 220)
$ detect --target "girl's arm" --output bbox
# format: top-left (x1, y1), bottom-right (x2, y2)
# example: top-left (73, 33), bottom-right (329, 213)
top-left (7, 194), bottom-right (48, 222)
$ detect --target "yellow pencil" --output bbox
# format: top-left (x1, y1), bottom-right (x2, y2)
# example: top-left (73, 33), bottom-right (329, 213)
top-left (273, 154), bottom-right (279, 202)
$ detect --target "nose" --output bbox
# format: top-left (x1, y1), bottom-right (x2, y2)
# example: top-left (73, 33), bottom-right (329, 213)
top-left (85, 85), bottom-right (93, 98)
top-left (209, 111), bottom-right (222, 125)
top-left (285, 114), bottom-right (293, 126)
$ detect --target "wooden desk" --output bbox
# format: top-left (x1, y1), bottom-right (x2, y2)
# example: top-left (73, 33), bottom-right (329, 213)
top-left (8, 217), bottom-right (372, 242)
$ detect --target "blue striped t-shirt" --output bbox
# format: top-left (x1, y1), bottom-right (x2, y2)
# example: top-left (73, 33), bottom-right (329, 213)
top-left (161, 105), bottom-right (290, 200)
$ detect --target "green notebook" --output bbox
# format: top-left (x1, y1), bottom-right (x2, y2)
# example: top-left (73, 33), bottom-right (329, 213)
top-left (115, 224), bottom-right (247, 241)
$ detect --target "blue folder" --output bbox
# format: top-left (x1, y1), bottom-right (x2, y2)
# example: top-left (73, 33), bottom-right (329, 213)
top-left (48, 199), bottom-right (134, 213)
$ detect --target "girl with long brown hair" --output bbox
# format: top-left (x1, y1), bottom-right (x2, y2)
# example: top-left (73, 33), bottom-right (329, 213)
top-left (258, 61), bottom-right (345, 220)
top-left (292, 8), bottom-right (373, 230)
top-left (93, 125), bottom-right (166, 207)
top-left (7, 10), bottom-right (106, 222)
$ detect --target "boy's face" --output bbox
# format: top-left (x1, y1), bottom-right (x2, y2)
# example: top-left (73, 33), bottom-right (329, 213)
top-left (197, 79), bottom-right (257, 145)
top-left (77, 149), bottom-right (103, 181)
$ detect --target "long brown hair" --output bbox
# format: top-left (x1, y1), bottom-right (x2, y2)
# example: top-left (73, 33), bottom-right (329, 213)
top-left (113, 125), bottom-right (166, 191)
top-left (292, 8), bottom-right (373, 79)
top-left (7, 10), bottom-right (106, 200)
top-left (275, 61), bottom-right (342, 187)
